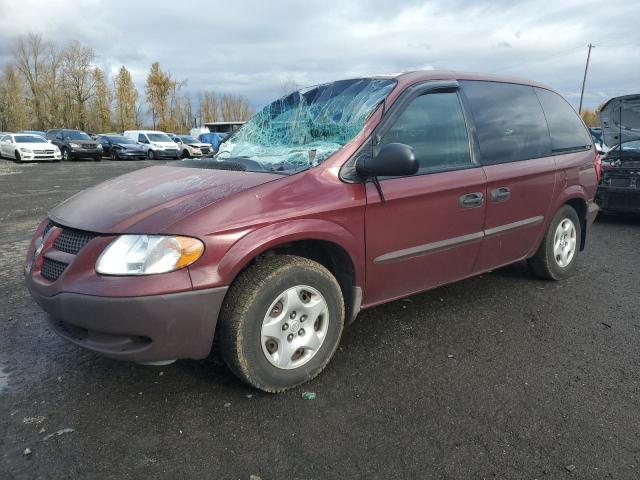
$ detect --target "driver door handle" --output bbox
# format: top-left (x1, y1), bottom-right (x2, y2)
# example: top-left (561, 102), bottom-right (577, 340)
top-left (459, 192), bottom-right (484, 208)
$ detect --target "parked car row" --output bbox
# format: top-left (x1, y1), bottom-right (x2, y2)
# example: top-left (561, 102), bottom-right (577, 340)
top-left (0, 127), bottom-right (224, 162)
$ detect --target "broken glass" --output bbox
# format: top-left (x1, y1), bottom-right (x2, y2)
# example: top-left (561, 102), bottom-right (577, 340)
top-left (216, 78), bottom-right (396, 173)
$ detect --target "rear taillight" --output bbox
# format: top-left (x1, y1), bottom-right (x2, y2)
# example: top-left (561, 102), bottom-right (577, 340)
top-left (594, 153), bottom-right (602, 183)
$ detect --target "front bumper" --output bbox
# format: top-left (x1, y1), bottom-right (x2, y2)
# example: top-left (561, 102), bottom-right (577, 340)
top-left (70, 148), bottom-right (101, 159)
top-left (27, 283), bottom-right (228, 362)
top-left (115, 151), bottom-right (147, 160)
top-left (20, 152), bottom-right (61, 161)
top-left (153, 149), bottom-right (180, 159)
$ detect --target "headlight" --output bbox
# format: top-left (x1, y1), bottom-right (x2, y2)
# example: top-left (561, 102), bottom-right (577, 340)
top-left (96, 235), bottom-right (204, 275)
top-left (20, 148), bottom-right (33, 153)
top-left (69, 142), bottom-right (80, 148)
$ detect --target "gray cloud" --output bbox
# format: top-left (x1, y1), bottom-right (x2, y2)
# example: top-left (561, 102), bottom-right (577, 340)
top-left (0, 0), bottom-right (637, 110)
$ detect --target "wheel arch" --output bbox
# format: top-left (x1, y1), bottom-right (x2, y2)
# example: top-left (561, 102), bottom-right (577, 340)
top-left (215, 220), bottom-right (364, 323)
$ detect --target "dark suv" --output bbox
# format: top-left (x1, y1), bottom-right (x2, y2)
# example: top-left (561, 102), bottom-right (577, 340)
top-left (46, 129), bottom-right (102, 161)
top-left (26, 71), bottom-right (599, 392)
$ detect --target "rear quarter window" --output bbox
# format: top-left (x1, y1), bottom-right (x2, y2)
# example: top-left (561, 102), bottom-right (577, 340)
top-left (534, 87), bottom-right (592, 153)
top-left (460, 80), bottom-right (551, 165)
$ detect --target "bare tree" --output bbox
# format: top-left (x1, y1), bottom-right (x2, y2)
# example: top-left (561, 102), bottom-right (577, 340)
top-left (220, 94), bottom-right (254, 122)
top-left (61, 40), bottom-right (97, 129)
top-left (198, 90), bottom-right (219, 124)
top-left (0, 64), bottom-right (28, 131)
top-left (12, 33), bottom-right (51, 129)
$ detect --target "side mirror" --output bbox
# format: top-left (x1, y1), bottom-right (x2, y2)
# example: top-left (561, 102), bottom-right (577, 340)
top-left (356, 143), bottom-right (418, 178)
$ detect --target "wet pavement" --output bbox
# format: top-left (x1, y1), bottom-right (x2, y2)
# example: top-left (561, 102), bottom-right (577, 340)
top-left (1, 158), bottom-right (639, 479)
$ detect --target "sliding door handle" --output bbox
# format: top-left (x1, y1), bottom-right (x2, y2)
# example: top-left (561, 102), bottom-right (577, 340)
top-left (490, 187), bottom-right (511, 202)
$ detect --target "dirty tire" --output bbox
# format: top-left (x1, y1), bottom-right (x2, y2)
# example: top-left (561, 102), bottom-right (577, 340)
top-left (218, 255), bottom-right (344, 393)
top-left (528, 204), bottom-right (581, 281)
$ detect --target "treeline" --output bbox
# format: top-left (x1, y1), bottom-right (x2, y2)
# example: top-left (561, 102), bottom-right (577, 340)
top-left (0, 33), bottom-right (254, 133)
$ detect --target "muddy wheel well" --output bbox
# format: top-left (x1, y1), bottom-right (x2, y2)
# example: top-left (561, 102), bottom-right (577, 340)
top-left (565, 198), bottom-right (587, 250)
top-left (253, 240), bottom-right (356, 320)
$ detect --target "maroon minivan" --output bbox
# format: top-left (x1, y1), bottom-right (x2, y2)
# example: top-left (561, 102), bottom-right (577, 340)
top-left (25, 71), bottom-right (599, 392)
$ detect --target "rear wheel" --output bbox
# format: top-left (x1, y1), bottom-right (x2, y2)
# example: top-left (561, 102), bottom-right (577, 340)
top-left (218, 255), bottom-right (345, 392)
top-left (528, 205), bottom-right (581, 280)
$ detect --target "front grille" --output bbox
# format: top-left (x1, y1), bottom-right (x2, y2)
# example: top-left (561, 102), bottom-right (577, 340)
top-left (53, 228), bottom-right (97, 254)
top-left (81, 143), bottom-right (98, 149)
top-left (33, 149), bottom-right (55, 154)
top-left (41, 258), bottom-right (68, 281)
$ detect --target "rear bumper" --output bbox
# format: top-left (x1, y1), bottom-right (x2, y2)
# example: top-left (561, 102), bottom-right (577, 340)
top-left (596, 186), bottom-right (640, 212)
top-left (27, 284), bottom-right (228, 362)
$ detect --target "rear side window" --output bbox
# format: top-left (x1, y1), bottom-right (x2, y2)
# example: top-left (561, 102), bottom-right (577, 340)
top-left (461, 81), bottom-right (551, 164)
top-left (535, 88), bottom-right (592, 153)
top-left (378, 91), bottom-right (472, 174)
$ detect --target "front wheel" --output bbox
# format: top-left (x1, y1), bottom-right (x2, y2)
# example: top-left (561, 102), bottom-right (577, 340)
top-left (528, 205), bottom-right (581, 280)
top-left (181, 149), bottom-right (190, 159)
top-left (15, 150), bottom-right (22, 162)
top-left (61, 148), bottom-right (70, 161)
top-left (218, 255), bottom-right (345, 393)
top-left (147, 149), bottom-right (155, 160)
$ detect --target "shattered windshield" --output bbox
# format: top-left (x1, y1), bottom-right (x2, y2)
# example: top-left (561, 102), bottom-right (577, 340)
top-left (215, 78), bottom-right (396, 173)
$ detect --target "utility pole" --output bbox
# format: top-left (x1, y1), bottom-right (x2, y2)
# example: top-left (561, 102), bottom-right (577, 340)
top-left (578, 43), bottom-right (594, 114)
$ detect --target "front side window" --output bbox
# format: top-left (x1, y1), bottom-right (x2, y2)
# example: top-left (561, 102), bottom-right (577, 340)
top-left (461, 81), bottom-right (551, 164)
top-left (138, 134), bottom-right (147, 143)
top-left (378, 91), bottom-right (472, 174)
top-left (534, 87), bottom-right (592, 153)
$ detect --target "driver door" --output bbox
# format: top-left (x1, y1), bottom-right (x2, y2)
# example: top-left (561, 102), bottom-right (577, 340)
top-left (364, 86), bottom-right (487, 306)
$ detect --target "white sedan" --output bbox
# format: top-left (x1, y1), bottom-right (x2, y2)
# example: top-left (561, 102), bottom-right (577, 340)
top-left (0, 133), bottom-right (61, 162)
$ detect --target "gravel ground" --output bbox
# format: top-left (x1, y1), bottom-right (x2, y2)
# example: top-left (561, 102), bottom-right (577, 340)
top-left (1, 158), bottom-right (639, 479)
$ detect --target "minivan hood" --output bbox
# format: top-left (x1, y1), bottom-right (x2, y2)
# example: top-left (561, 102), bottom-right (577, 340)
top-left (49, 166), bottom-right (279, 234)
top-left (599, 94), bottom-right (640, 147)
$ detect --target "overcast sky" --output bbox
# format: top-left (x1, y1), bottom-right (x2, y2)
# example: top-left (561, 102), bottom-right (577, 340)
top-left (0, 0), bottom-right (638, 111)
